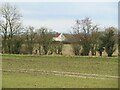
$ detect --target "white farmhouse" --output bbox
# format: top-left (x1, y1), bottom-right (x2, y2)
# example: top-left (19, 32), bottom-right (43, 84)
top-left (53, 33), bottom-right (66, 42)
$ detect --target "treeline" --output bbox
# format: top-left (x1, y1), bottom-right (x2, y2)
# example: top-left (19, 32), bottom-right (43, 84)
top-left (0, 3), bottom-right (63, 55)
top-left (70, 18), bottom-right (118, 57)
top-left (0, 3), bottom-right (119, 57)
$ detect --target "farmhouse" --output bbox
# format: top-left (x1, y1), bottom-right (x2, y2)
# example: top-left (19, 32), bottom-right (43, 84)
top-left (53, 33), bottom-right (66, 42)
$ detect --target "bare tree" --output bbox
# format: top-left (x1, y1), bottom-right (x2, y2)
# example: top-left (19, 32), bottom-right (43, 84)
top-left (25, 26), bottom-right (36, 54)
top-left (96, 32), bottom-right (105, 56)
top-left (72, 17), bottom-right (99, 56)
top-left (100, 27), bottom-right (117, 57)
top-left (36, 27), bottom-right (53, 55)
top-left (0, 3), bottom-right (22, 53)
top-left (90, 28), bottom-right (99, 55)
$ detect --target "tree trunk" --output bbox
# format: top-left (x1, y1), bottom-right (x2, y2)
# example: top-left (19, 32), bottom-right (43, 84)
top-left (100, 51), bottom-right (102, 56)
top-left (38, 44), bottom-right (41, 55)
top-left (108, 54), bottom-right (112, 57)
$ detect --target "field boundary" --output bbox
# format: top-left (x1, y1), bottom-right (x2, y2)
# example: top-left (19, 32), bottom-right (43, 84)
top-left (2, 69), bottom-right (120, 80)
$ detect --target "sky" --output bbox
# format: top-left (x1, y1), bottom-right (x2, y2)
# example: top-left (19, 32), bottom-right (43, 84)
top-left (0, 2), bottom-right (118, 33)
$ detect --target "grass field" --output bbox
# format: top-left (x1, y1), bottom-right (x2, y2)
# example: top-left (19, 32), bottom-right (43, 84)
top-left (2, 54), bottom-right (119, 88)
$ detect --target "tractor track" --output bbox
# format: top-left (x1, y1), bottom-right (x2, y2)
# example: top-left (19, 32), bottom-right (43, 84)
top-left (2, 69), bottom-right (120, 80)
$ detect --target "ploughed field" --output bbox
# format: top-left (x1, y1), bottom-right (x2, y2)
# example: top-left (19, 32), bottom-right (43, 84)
top-left (2, 54), bottom-right (119, 88)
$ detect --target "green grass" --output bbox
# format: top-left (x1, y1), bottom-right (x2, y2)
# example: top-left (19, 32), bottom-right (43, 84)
top-left (2, 54), bottom-right (118, 88)
top-left (3, 71), bottom-right (118, 88)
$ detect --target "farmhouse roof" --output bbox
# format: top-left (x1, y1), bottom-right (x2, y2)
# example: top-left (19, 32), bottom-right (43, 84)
top-left (53, 33), bottom-right (61, 37)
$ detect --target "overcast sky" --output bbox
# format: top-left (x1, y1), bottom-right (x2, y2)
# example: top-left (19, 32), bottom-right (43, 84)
top-left (1, 2), bottom-right (118, 33)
